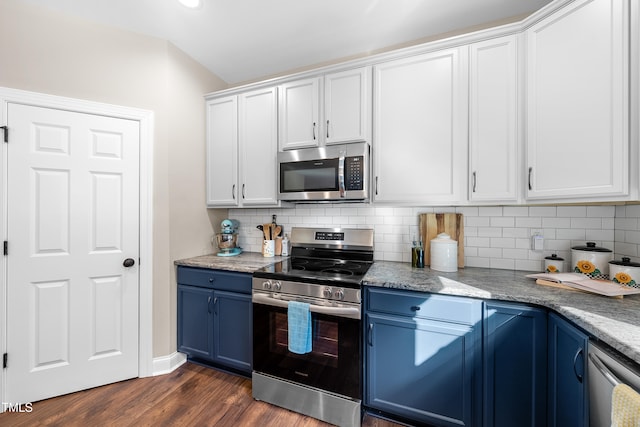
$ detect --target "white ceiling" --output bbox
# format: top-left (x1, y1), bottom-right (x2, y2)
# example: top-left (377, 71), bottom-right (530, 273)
top-left (19, 0), bottom-right (553, 85)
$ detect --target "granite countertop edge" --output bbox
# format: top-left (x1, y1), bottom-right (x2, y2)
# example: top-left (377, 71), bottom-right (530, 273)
top-left (175, 254), bottom-right (640, 365)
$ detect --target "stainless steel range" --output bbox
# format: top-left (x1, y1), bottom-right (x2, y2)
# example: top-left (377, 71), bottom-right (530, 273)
top-left (252, 227), bottom-right (374, 427)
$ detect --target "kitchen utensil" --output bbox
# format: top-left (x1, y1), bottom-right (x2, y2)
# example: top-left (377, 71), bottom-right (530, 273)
top-left (273, 225), bottom-right (282, 238)
top-left (544, 254), bottom-right (564, 273)
top-left (430, 232), bottom-right (458, 272)
top-left (419, 213), bottom-right (464, 267)
top-left (263, 223), bottom-right (271, 240)
top-left (571, 242), bottom-right (613, 279)
top-left (609, 257), bottom-right (640, 288)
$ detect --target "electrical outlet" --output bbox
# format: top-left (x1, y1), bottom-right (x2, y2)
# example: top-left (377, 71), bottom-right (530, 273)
top-left (531, 232), bottom-right (544, 251)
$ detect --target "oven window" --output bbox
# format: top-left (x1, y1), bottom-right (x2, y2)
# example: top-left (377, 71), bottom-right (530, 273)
top-left (280, 159), bottom-right (339, 192)
top-left (273, 312), bottom-right (338, 367)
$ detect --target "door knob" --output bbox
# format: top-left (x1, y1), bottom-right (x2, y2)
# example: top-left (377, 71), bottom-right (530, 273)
top-left (123, 258), bottom-right (135, 268)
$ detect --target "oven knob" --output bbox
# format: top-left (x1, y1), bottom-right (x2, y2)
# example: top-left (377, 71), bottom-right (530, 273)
top-left (262, 280), bottom-right (272, 290)
top-left (334, 289), bottom-right (345, 300)
top-left (323, 287), bottom-right (333, 298)
top-left (273, 281), bottom-right (282, 291)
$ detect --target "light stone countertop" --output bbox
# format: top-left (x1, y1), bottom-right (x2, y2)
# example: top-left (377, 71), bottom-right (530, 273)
top-left (175, 253), bottom-right (640, 365)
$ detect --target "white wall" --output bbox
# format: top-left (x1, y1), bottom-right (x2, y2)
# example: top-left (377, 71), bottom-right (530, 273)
top-left (0, 0), bottom-right (228, 357)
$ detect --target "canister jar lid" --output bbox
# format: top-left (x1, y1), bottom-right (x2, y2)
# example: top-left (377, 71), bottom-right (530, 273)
top-left (571, 242), bottom-right (612, 252)
top-left (609, 257), bottom-right (640, 267)
top-left (431, 232), bottom-right (457, 244)
top-left (545, 253), bottom-right (564, 261)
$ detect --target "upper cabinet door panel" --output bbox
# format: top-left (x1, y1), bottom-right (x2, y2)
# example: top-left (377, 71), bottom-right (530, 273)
top-left (526, 0), bottom-right (629, 200)
top-left (373, 47), bottom-right (468, 204)
top-left (469, 35), bottom-right (519, 203)
top-left (206, 96), bottom-right (238, 207)
top-left (278, 78), bottom-right (320, 150)
top-left (239, 87), bottom-right (279, 206)
top-left (324, 67), bottom-right (371, 145)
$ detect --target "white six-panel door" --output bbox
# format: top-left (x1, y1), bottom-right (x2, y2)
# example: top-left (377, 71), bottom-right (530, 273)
top-left (5, 103), bottom-right (140, 403)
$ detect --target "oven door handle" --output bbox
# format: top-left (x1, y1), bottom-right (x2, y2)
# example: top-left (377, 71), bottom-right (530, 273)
top-left (252, 293), bottom-right (360, 319)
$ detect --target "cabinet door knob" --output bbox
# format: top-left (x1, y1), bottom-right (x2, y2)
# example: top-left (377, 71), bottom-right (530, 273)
top-left (123, 258), bottom-right (135, 267)
top-left (410, 305), bottom-right (421, 311)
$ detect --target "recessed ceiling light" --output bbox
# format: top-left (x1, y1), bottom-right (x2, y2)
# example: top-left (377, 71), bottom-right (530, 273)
top-left (178, 0), bottom-right (201, 9)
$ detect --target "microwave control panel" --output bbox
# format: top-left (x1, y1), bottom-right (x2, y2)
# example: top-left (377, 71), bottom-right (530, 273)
top-left (345, 156), bottom-right (364, 190)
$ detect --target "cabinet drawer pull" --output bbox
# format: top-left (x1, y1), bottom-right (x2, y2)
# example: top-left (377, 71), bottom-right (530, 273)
top-left (375, 176), bottom-right (379, 196)
top-left (242, 184), bottom-right (245, 199)
top-left (472, 171), bottom-right (477, 193)
top-left (410, 305), bottom-right (421, 311)
top-left (232, 184), bottom-right (236, 200)
top-left (326, 120), bottom-right (330, 138)
top-left (208, 296), bottom-right (212, 314)
top-left (312, 122), bottom-right (316, 140)
top-left (528, 167), bottom-right (533, 191)
top-left (213, 297), bottom-right (218, 315)
top-left (368, 323), bottom-right (374, 346)
top-left (573, 347), bottom-right (584, 383)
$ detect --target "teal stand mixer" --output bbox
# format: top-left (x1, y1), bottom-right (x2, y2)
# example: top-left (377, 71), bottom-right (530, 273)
top-left (215, 219), bottom-right (242, 256)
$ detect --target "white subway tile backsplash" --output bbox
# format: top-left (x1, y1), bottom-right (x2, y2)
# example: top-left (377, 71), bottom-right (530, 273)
top-left (571, 218), bottom-right (604, 229)
top-left (557, 206), bottom-right (587, 217)
top-left (228, 202), bottom-right (639, 273)
top-left (529, 206), bottom-right (557, 217)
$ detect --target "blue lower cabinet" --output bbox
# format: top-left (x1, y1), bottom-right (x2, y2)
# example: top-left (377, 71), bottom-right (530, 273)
top-left (177, 266), bottom-right (252, 375)
top-left (483, 302), bottom-right (547, 427)
top-left (177, 285), bottom-right (214, 360)
top-left (213, 290), bottom-right (252, 373)
top-left (364, 288), bottom-right (482, 427)
top-left (547, 312), bottom-right (588, 427)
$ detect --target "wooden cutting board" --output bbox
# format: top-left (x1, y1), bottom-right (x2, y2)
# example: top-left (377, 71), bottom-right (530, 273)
top-left (419, 213), bottom-right (464, 267)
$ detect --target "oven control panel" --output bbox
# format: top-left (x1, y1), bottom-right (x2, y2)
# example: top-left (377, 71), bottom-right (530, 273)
top-left (314, 231), bottom-right (345, 241)
top-left (253, 278), bottom-right (360, 305)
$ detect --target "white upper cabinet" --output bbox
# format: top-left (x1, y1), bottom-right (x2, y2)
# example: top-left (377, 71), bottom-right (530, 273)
top-left (279, 67), bottom-right (372, 150)
top-left (206, 88), bottom-right (281, 208)
top-left (239, 87), bottom-right (279, 206)
top-left (469, 35), bottom-right (519, 203)
top-left (324, 67), bottom-right (371, 145)
top-left (373, 48), bottom-right (468, 204)
top-left (206, 96), bottom-right (238, 207)
top-left (278, 77), bottom-right (320, 150)
top-left (526, 0), bottom-right (629, 201)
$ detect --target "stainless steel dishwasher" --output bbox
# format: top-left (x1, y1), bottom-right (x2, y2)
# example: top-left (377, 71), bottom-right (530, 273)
top-left (588, 340), bottom-right (640, 427)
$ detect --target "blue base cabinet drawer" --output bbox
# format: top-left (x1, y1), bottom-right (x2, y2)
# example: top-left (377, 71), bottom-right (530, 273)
top-left (177, 266), bottom-right (252, 375)
top-left (364, 287), bottom-right (482, 427)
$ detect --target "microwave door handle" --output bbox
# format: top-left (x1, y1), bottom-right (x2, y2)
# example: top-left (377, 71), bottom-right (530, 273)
top-left (338, 156), bottom-right (346, 198)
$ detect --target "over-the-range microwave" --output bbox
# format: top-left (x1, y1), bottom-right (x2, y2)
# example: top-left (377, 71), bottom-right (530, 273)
top-left (277, 142), bottom-right (370, 202)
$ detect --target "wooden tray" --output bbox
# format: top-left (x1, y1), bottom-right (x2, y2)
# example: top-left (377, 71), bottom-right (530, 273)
top-left (419, 213), bottom-right (464, 267)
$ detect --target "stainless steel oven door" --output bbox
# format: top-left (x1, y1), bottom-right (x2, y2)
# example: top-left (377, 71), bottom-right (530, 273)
top-left (252, 290), bottom-right (362, 399)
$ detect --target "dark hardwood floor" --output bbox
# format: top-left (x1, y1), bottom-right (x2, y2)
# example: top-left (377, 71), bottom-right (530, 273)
top-left (0, 362), bottom-right (404, 426)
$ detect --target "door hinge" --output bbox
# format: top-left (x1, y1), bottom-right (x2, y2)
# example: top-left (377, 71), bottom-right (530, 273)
top-left (3, 353), bottom-right (7, 369)
top-left (3, 241), bottom-right (7, 256)
top-left (1, 126), bottom-right (7, 143)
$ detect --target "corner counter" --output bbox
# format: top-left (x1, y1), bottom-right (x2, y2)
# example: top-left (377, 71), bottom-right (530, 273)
top-left (365, 262), bottom-right (640, 365)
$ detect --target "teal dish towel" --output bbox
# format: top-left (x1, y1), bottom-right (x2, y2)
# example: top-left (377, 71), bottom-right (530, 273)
top-left (288, 301), bottom-right (312, 354)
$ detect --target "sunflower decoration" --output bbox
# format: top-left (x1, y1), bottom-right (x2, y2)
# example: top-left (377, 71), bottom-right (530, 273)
top-left (546, 265), bottom-right (559, 273)
top-left (613, 272), bottom-right (638, 288)
top-left (574, 260), bottom-right (601, 277)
